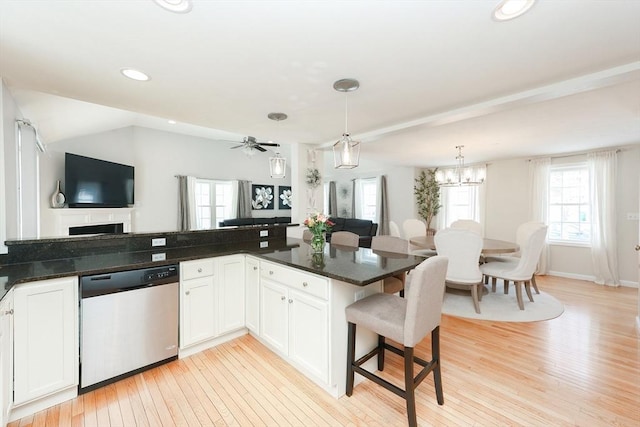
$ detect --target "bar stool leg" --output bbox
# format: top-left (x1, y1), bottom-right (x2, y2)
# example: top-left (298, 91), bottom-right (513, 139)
top-left (432, 326), bottom-right (444, 405)
top-left (346, 322), bottom-right (356, 396)
top-left (404, 346), bottom-right (417, 427)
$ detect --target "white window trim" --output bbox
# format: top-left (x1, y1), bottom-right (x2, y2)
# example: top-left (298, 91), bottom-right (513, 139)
top-left (547, 163), bottom-right (591, 247)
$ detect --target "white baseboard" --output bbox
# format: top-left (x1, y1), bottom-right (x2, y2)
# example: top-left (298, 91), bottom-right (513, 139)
top-left (547, 271), bottom-right (638, 288)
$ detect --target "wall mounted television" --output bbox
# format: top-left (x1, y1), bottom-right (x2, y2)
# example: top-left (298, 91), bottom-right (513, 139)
top-left (65, 153), bottom-right (134, 208)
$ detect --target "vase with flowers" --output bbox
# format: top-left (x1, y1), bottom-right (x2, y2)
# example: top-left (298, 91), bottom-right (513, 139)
top-left (304, 213), bottom-right (334, 254)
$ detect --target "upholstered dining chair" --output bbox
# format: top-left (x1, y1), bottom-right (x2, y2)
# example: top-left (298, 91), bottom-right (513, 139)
top-left (329, 231), bottom-right (359, 247)
top-left (388, 220), bottom-right (402, 238)
top-left (480, 224), bottom-right (548, 310)
top-left (483, 221), bottom-right (546, 294)
top-left (450, 219), bottom-right (483, 236)
top-left (434, 228), bottom-right (484, 313)
top-left (371, 235), bottom-right (409, 296)
top-left (345, 256), bottom-right (448, 427)
top-left (402, 218), bottom-right (426, 240)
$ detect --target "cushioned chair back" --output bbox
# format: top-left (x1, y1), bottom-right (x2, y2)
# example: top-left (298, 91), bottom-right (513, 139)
top-left (450, 219), bottom-right (483, 236)
top-left (330, 231), bottom-right (359, 247)
top-left (507, 224), bottom-right (548, 280)
top-left (389, 221), bottom-right (402, 238)
top-left (513, 221), bottom-right (545, 256)
top-left (403, 256), bottom-right (448, 347)
top-left (402, 219), bottom-right (426, 240)
top-left (371, 236), bottom-right (408, 254)
top-left (434, 228), bottom-right (483, 284)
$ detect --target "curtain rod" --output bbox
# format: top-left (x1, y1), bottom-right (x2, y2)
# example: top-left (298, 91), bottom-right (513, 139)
top-left (528, 147), bottom-right (622, 162)
top-left (175, 175), bottom-right (248, 181)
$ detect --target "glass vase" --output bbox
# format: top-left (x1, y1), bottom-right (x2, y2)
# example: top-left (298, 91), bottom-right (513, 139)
top-left (310, 233), bottom-right (325, 253)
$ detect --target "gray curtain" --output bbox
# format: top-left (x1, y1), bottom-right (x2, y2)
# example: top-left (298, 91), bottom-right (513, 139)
top-left (378, 175), bottom-right (389, 235)
top-left (328, 181), bottom-right (338, 217)
top-left (178, 175), bottom-right (192, 231)
top-left (237, 180), bottom-right (253, 218)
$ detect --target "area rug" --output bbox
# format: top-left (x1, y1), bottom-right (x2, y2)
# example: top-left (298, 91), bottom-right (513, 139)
top-left (442, 287), bottom-right (564, 322)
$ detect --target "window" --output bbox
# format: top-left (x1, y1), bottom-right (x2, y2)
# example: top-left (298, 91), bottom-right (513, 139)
top-left (548, 165), bottom-right (590, 244)
top-left (358, 178), bottom-right (377, 222)
top-left (194, 179), bottom-right (234, 229)
top-left (440, 185), bottom-right (481, 228)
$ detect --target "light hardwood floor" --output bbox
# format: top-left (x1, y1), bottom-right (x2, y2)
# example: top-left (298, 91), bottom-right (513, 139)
top-left (9, 275), bottom-right (640, 427)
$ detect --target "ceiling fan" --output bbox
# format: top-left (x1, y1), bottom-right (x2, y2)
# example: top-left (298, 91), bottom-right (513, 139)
top-left (230, 136), bottom-right (279, 154)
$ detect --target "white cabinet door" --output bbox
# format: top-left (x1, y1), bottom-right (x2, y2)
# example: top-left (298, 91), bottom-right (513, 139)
top-left (180, 276), bottom-right (216, 348)
top-left (0, 291), bottom-right (13, 427)
top-left (217, 255), bottom-right (245, 335)
top-left (260, 279), bottom-right (288, 354)
top-left (13, 277), bottom-right (78, 405)
top-left (288, 289), bottom-right (329, 383)
top-left (245, 257), bottom-right (260, 334)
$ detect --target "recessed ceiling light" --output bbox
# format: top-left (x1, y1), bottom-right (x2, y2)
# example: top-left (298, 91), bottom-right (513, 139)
top-left (152, 0), bottom-right (193, 14)
top-left (493, 0), bottom-right (536, 21)
top-left (120, 68), bottom-right (151, 82)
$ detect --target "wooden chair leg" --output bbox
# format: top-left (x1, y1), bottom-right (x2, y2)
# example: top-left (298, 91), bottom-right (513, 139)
top-left (471, 284), bottom-right (481, 314)
top-left (515, 281), bottom-right (524, 310)
top-left (525, 281), bottom-right (534, 302)
top-left (484, 274), bottom-right (489, 285)
top-left (531, 274), bottom-right (540, 294)
top-left (346, 322), bottom-right (356, 396)
top-left (503, 279), bottom-right (509, 294)
top-left (432, 326), bottom-right (444, 405)
top-left (491, 277), bottom-right (497, 292)
top-left (378, 335), bottom-right (386, 371)
top-left (404, 346), bottom-right (417, 427)
top-left (477, 284), bottom-right (483, 301)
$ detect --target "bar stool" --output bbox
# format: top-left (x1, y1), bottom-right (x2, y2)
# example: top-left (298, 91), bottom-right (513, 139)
top-left (345, 256), bottom-right (448, 427)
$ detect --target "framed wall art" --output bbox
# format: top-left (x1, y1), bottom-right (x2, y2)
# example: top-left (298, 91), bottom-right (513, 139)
top-left (251, 184), bottom-right (275, 210)
top-left (278, 186), bottom-right (292, 210)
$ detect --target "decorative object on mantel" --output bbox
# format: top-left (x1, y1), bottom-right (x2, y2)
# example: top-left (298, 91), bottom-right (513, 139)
top-left (268, 112), bottom-right (287, 178)
top-left (251, 184), bottom-right (274, 210)
top-left (50, 180), bottom-right (66, 208)
top-left (304, 213), bottom-right (334, 253)
top-left (414, 169), bottom-right (441, 234)
top-left (278, 186), bottom-right (292, 209)
top-left (436, 145), bottom-right (486, 186)
top-left (332, 78), bottom-right (361, 169)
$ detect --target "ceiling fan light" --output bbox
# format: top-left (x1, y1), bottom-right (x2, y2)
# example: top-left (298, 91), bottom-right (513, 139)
top-left (269, 153), bottom-right (286, 179)
top-left (333, 133), bottom-right (360, 169)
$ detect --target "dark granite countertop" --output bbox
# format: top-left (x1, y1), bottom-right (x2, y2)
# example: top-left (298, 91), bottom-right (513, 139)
top-left (0, 237), bottom-right (426, 301)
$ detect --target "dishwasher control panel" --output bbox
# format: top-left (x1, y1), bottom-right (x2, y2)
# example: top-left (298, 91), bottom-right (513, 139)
top-left (144, 266), bottom-right (178, 282)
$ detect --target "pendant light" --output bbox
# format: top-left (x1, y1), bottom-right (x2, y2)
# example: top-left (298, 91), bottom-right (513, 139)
top-left (268, 112), bottom-right (287, 179)
top-left (332, 78), bottom-right (360, 169)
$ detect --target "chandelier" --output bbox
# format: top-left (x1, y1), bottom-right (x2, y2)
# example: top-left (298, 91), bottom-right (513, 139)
top-left (436, 145), bottom-right (485, 186)
top-left (332, 78), bottom-right (360, 169)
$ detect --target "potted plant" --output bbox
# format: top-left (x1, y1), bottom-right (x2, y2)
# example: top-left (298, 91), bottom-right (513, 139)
top-left (414, 169), bottom-right (441, 235)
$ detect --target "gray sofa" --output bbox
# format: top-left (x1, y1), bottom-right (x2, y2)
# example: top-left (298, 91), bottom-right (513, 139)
top-left (326, 217), bottom-right (378, 248)
top-left (219, 216), bottom-right (291, 227)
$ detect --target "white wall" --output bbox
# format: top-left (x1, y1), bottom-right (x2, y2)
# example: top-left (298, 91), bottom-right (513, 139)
top-left (39, 126), bottom-right (292, 235)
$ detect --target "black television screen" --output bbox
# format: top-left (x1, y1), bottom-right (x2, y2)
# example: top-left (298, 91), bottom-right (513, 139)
top-left (65, 153), bottom-right (134, 208)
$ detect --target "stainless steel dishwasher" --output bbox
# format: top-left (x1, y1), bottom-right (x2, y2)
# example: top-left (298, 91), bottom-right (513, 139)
top-left (80, 264), bottom-right (179, 393)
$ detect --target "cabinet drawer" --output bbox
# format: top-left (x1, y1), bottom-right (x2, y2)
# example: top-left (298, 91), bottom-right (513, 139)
top-left (261, 262), bottom-right (329, 300)
top-left (181, 259), bottom-right (215, 281)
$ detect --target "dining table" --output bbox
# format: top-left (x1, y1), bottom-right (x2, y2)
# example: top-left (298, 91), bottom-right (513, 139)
top-left (409, 235), bottom-right (519, 255)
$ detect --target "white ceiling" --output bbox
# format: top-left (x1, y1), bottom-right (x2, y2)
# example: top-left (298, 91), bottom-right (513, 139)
top-left (1, 0), bottom-right (639, 167)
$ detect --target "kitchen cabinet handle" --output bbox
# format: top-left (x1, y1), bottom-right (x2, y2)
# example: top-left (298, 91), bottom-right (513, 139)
top-left (269, 271), bottom-right (274, 275)
top-left (288, 299), bottom-right (293, 304)
top-left (635, 244), bottom-right (640, 251)
top-left (253, 266), bottom-right (258, 270)
top-left (302, 282), bottom-right (308, 287)
top-left (2, 309), bottom-right (13, 316)
top-left (281, 296), bottom-right (286, 301)
top-left (197, 268), bottom-right (202, 273)
top-left (185, 291), bottom-right (190, 295)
